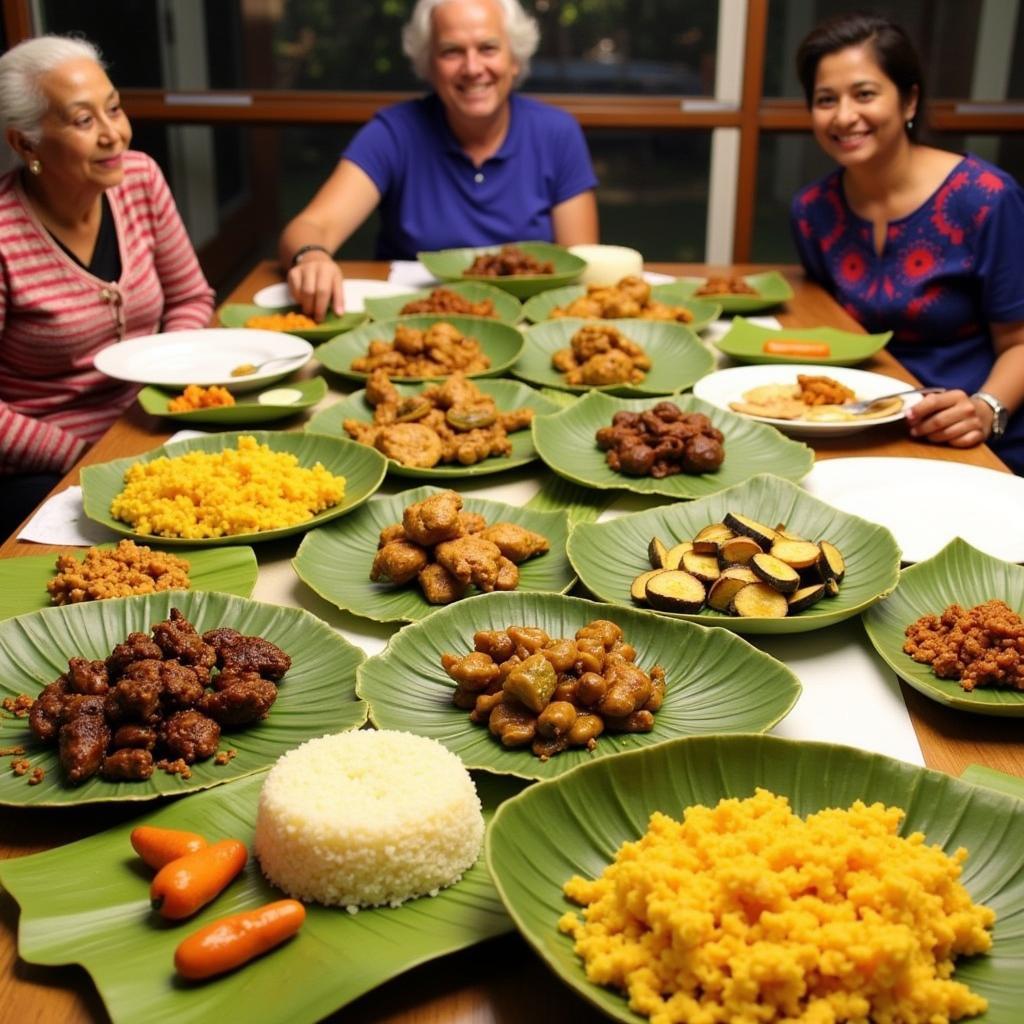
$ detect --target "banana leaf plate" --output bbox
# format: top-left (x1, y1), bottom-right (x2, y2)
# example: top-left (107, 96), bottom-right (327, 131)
top-left (668, 271), bottom-right (795, 313)
top-left (568, 473), bottom-right (901, 634)
top-left (357, 590), bottom-right (801, 781)
top-left (305, 378), bottom-right (562, 479)
top-left (862, 538), bottom-right (1024, 716)
top-left (515, 318), bottom-right (713, 396)
top-left (217, 303), bottom-right (367, 341)
top-left (315, 314), bottom-right (524, 383)
top-left (715, 316), bottom-right (893, 366)
top-left (533, 392), bottom-right (813, 500)
top-left (136, 377), bottom-right (327, 425)
top-left (962, 764), bottom-right (1024, 801)
top-left (417, 241), bottom-right (585, 298)
top-left (0, 769), bottom-right (523, 1024)
top-left (363, 281), bottom-right (523, 324)
top-left (521, 283), bottom-right (721, 330)
top-left (292, 485), bottom-right (574, 623)
top-left (0, 589), bottom-right (366, 806)
top-left (80, 430), bottom-right (387, 547)
top-left (0, 544), bottom-right (258, 621)
top-left (486, 733), bottom-right (1024, 1024)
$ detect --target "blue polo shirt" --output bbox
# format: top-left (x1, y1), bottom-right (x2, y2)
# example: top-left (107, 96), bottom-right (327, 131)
top-left (343, 92), bottom-right (598, 260)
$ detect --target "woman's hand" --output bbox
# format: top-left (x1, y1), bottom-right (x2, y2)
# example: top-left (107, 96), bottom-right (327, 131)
top-left (285, 253), bottom-right (345, 322)
top-left (905, 388), bottom-right (991, 447)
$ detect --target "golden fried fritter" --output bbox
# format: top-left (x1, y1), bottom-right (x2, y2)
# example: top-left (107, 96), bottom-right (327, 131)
top-left (478, 523), bottom-right (550, 563)
top-left (418, 562), bottom-right (468, 604)
top-left (403, 490), bottom-right (464, 546)
top-left (375, 423), bottom-right (444, 468)
top-left (370, 541), bottom-right (430, 585)
top-left (434, 535), bottom-right (505, 592)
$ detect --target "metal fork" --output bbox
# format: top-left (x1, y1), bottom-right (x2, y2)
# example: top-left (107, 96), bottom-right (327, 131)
top-left (842, 385), bottom-right (945, 416)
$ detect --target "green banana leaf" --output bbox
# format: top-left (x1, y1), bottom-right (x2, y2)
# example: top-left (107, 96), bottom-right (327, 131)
top-left (305, 378), bottom-right (561, 478)
top-left (667, 271), bottom-right (795, 312)
top-left (515, 318), bottom-right (713, 396)
top-left (417, 242), bottom-right (585, 298)
top-left (714, 316), bottom-right (892, 366)
top-left (315, 315), bottom-right (524, 382)
top-left (862, 538), bottom-right (1024, 715)
top-left (136, 378), bottom-right (327, 426)
top-left (961, 764), bottom-right (1024, 801)
top-left (217, 303), bottom-right (366, 340)
top-left (357, 591), bottom-right (801, 780)
top-left (486, 734), bottom-right (1024, 1024)
top-left (0, 590), bottom-right (366, 806)
top-left (0, 543), bottom-right (258, 621)
top-left (521, 283), bottom-right (721, 329)
top-left (533, 392), bottom-right (814, 500)
top-left (292, 485), bottom-right (574, 623)
top-left (363, 281), bottom-right (523, 323)
top-left (0, 769), bottom-right (524, 1024)
top-left (80, 430), bottom-right (387, 546)
top-left (567, 472), bottom-right (901, 634)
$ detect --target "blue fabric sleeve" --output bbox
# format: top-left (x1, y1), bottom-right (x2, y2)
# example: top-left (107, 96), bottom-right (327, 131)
top-left (342, 116), bottom-right (399, 196)
top-left (975, 182), bottom-right (1024, 324)
top-left (551, 115), bottom-right (598, 206)
top-left (789, 193), bottom-right (829, 286)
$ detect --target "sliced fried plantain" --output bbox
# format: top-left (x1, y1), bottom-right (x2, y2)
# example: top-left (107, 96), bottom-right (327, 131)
top-left (731, 582), bottom-right (789, 618)
top-left (818, 540), bottom-right (846, 583)
top-left (663, 540), bottom-right (694, 570)
top-left (770, 539), bottom-right (822, 570)
top-left (723, 512), bottom-right (778, 549)
top-left (645, 570), bottom-right (706, 613)
top-left (787, 582), bottom-right (826, 613)
top-left (718, 535), bottom-right (763, 566)
top-left (694, 522), bottom-right (735, 545)
top-left (631, 568), bottom-right (667, 604)
top-left (707, 575), bottom-right (749, 613)
top-left (750, 552), bottom-right (801, 594)
top-left (681, 550), bottom-right (721, 584)
top-left (824, 576), bottom-right (840, 597)
top-left (719, 565), bottom-right (759, 584)
top-left (648, 536), bottom-right (669, 569)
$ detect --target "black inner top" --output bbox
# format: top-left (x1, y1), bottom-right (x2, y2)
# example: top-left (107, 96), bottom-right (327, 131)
top-left (50, 194), bottom-right (122, 280)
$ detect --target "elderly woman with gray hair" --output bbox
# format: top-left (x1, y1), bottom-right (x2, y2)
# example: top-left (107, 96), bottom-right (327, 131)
top-left (0, 34), bottom-right (214, 535)
top-left (281, 0), bottom-right (599, 320)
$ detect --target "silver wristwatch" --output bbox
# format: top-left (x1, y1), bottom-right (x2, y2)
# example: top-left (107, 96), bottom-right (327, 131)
top-left (972, 391), bottom-right (1008, 440)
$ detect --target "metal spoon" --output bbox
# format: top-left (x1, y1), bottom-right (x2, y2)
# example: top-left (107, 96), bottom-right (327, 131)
top-left (229, 355), bottom-right (305, 378)
top-left (842, 386), bottom-right (945, 416)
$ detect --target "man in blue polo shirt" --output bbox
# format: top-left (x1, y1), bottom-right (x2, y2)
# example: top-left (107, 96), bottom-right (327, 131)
top-left (280, 0), bottom-right (599, 320)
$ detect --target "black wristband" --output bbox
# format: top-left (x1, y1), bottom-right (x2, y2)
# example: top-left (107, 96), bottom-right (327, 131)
top-left (290, 244), bottom-right (332, 268)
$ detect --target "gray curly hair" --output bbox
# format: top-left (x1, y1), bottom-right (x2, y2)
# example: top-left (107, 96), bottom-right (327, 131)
top-left (402, 0), bottom-right (540, 87)
top-left (0, 35), bottom-right (103, 151)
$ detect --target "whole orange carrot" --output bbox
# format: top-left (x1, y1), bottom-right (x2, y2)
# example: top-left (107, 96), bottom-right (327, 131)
top-left (130, 826), bottom-right (208, 870)
top-left (174, 899), bottom-right (306, 979)
top-left (150, 838), bottom-right (248, 919)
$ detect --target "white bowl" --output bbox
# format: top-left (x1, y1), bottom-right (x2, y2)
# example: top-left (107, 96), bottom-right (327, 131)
top-left (568, 244), bottom-right (644, 286)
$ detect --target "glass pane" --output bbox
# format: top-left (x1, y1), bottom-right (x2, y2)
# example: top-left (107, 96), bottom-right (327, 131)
top-left (751, 132), bottom-right (833, 263)
top-left (764, 0), bottom-right (1024, 102)
top-left (40, 0), bottom-right (718, 95)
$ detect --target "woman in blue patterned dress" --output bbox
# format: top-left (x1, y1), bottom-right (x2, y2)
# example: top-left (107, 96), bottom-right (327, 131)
top-left (790, 13), bottom-right (1024, 472)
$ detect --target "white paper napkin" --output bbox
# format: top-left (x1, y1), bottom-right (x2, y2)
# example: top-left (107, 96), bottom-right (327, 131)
top-left (387, 260), bottom-right (440, 289)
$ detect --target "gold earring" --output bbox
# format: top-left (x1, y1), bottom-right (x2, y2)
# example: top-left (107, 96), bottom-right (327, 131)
top-left (28, 159), bottom-right (41, 175)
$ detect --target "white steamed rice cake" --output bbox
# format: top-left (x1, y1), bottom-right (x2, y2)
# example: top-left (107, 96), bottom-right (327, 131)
top-left (254, 729), bottom-right (484, 911)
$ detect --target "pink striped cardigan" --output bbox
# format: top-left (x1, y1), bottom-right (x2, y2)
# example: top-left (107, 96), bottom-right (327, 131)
top-left (0, 151), bottom-right (215, 474)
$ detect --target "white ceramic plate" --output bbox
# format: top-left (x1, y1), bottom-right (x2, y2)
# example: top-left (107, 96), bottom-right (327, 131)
top-left (253, 279), bottom-right (412, 312)
top-left (802, 457), bottom-right (1024, 563)
top-left (93, 329), bottom-right (312, 393)
top-left (692, 364), bottom-right (917, 438)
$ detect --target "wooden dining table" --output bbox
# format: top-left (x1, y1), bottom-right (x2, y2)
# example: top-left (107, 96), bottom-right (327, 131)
top-left (1, 261), bottom-right (1021, 1024)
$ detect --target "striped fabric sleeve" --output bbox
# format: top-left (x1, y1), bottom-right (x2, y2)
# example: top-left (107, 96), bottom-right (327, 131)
top-left (0, 402), bottom-right (88, 474)
top-left (145, 158), bottom-right (216, 332)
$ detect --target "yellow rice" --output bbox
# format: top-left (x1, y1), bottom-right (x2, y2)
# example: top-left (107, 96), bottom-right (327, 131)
top-left (559, 788), bottom-right (994, 1024)
top-left (110, 435), bottom-right (345, 538)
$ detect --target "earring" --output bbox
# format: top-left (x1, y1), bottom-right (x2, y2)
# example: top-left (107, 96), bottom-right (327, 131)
top-left (905, 118), bottom-right (915, 132)
top-left (28, 159), bottom-right (41, 175)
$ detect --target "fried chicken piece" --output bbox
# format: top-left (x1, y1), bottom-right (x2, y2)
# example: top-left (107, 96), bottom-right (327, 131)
top-left (377, 523), bottom-right (408, 547)
top-left (365, 367), bottom-right (400, 408)
top-left (618, 276), bottom-right (651, 304)
top-left (375, 423), bottom-right (444, 468)
top-left (403, 490), bottom-right (464, 546)
top-left (570, 324), bottom-right (616, 360)
top-left (160, 661), bottom-right (205, 710)
top-left (494, 556), bottom-right (519, 591)
top-left (105, 631), bottom-right (162, 679)
top-left (417, 563), bottom-right (467, 604)
top-left (199, 673), bottom-right (277, 726)
top-left (59, 713), bottom-right (110, 784)
top-left (434, 535), bottom-right (504, 592)
top-left (343, 419), bottom-right (380, 446)
top-left (500, 407), bottom-right (534, 432)
top-left (478, 522), bottom-right (550, 563)
top-left (66, 657), bottom-right (109, 694)
top-left (29, 676), bottom-right (70, 743)
top-left (423, 371), bottom-right (479, 409)
top-left (151, 609), bottom-right (216, 685)
top-left (371, 540), bottom-right (430, 585)
top-left (160, 710), bottom-right (221, 763)
top-left (104, 674), bottom-right (163, 724)
top-left (111, 724), bottom-right (157, 750)
top-left (572, 349), bottom-right (639, 386)
top-left (458, 511), bottom-right (488, 534)
top-left (60, 693), bottom-right (107, 723)
top-left (200, 627), bottom-right (290, 681)
top-left (102, 748), bottom-right (154, 781)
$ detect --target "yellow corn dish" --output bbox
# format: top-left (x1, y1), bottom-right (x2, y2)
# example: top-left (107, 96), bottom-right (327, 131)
top-left (559, 789), bottom-right (994, 1024)
top-left (110, 435), bottom-right (345, 539)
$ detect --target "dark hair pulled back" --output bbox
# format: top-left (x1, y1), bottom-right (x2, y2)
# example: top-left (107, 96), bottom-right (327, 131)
top-left (795, 12), bottom-right (924, 140)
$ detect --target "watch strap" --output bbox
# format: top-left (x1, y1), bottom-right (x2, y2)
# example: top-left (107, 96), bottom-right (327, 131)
top-left (290, 244), bottom-right (332, 268)
top-left (971, 391), bottom-right (1007, 439)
